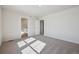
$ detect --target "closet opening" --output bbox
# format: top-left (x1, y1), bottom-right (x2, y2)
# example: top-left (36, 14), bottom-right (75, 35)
top-left (21, 17), bottom-right (28, 39)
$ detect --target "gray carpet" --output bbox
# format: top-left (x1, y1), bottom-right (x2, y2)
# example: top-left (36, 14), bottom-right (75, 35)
top-left (0, 35), bottom-right (79, 54)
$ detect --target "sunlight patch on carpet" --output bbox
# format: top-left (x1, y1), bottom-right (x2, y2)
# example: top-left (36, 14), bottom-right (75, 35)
top-left (24, 37), bottom-right (36, 43)
top-left (17, 41), bottom-right (26, 48)
top-left (21, 46), bottom-right (36, 54)
top-left (30, 40), bottom-right (46, 53)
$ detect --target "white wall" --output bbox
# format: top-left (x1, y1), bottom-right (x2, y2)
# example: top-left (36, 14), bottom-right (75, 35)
top-left (2, 9), bottom-right (37, 41)
top-left (43, 7), bottom-right (79, 44)
top-left (28, 17), bottom-right (40, 36)
top-left (2, 9), bottom-right (21, 41)
top-left (0, 6), bottom-right (2, 46)
top-left (28, 17), bottom-right (36, 36)
top-left (35, 19), bottom-right (40, 35)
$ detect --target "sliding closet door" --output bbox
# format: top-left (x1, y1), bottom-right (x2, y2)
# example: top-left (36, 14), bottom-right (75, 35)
top-left (40, 20), bottom-right (44, 35)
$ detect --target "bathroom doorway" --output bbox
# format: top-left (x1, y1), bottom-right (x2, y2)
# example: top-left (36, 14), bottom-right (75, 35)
top-left (21, 17), bottom-right (28, 39)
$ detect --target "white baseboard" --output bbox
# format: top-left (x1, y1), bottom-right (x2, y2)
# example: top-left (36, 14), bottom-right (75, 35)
top-left (44, 34), bottom-right (79, 44)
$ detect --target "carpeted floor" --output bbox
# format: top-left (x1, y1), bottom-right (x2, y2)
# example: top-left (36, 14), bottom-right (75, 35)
top-left (0, 35), bottom-right (79, 54)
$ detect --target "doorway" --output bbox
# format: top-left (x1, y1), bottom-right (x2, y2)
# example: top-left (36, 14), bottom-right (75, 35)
top-left (40, 20), bottom-right (44, 35)
top-left (21, 17), bottom-right (28, 39)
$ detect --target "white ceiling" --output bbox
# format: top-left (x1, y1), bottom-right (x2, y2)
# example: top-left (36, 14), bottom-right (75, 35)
top-left (2, 5), bottom-right (77, 17)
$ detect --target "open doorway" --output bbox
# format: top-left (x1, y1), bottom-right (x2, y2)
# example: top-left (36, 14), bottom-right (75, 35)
top-left (40, 20), bottom-right (44, 35)
top-left (21, 17), bottom-right (28, 39)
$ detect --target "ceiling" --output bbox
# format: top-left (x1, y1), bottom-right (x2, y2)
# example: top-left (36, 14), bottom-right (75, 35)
top-left (2, 5), bottom-right (77, 17)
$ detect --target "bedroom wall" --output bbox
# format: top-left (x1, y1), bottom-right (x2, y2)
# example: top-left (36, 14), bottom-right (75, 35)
top-left (28, 17), bottom-right (40, 36)
top-left (43, 6), bottom-right (79, 44)
top-left (2, 8), bottom-right (37, 41)
top-left (0, 6), bottom-right (2, 46)
top-left (2, 9), bottom-right (22, 41)
top-left (28, 17), bottom-right (36, 36)
top-left (35, 19), bottom-right (40, 35)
